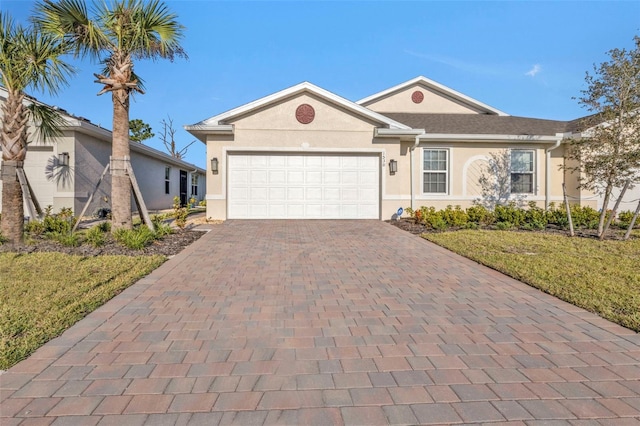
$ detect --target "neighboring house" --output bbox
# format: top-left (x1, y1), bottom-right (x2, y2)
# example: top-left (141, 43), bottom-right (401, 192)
top-left (186, 76), bottom-right (599, 221)
top-left (599, 182), bottom-right (640, 212)
top-left (0, 88), bottom-right (206, 218)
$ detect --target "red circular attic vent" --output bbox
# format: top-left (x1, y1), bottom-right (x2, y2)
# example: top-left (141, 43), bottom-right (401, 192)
top-left (296, 104), bottom-right (315, 124)
top-left (411, 90), bottom-right (424, 104)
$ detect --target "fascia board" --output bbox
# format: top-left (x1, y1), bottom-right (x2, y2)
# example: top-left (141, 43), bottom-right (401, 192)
top-left (418, 133), bottom-right (563, 142)
top-left (356, 76), bottom-right (510, 117)
top-left (375, 128), bottom-right (426, 137)
top-left (188, 82), bottom-right (412, 131)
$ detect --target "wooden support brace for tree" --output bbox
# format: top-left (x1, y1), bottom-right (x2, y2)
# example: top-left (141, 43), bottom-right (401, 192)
top-left (15, 167), bottom-right (42, 221)
top-left (124, 157), bottom-right (154, 232)
top-left (72, 163), bottom-right (110, 233)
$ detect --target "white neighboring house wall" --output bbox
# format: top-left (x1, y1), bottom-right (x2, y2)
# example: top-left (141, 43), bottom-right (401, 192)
top-left (597, 180), bottom-right (640, 212)
top-left (0, 88), bottom-right (206, 217)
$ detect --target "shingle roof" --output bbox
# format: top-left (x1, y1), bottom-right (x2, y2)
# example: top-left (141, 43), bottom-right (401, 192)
top-left (381, 113), bottom-right (590, 135)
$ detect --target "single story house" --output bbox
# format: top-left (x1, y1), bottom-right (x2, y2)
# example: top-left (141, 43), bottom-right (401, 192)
top-left (0, 88), bottom-right (206, 218)
top-left (186, 76), bottom-right (631, 221)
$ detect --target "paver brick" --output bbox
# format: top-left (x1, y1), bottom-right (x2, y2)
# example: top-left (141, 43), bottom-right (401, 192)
top-left (3, 221), bottom-right (640, 425)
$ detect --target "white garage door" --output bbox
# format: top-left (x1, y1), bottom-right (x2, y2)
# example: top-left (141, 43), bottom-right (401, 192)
top-left (228, 153), bottom-right (380, 219)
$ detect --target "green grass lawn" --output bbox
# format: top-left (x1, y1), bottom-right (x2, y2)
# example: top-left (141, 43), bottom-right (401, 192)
top-left (423, 230), bottom-right (640, 332)
top-left (0, 253), bottom-right (165, 370)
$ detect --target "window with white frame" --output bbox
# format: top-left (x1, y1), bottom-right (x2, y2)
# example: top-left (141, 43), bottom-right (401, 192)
top-left (423, 149), bottom-right (448, 194)
top-left (510, 150), bottom-right (535, 194)
top-left (191, 174), bottom-right (198, 197)
top-left (164, 166), bottom-right (171, 194)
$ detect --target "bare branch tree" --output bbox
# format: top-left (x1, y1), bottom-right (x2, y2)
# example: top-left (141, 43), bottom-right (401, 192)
top-left (159, 116), bottom-right (195, 160)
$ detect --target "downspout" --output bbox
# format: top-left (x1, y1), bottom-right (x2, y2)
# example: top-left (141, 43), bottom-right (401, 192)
top-left (410, 135), bottom-right (421, 211)
top-left (545, 133), bottom-right (564, 210)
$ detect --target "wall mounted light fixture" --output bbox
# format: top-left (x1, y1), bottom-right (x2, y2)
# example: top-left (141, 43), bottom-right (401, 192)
top-left (59, 152), bottom-right (70, 167)
top-left (389, 159), bottom-right (397, 175)
top-left (211, 157), bottom-right (219, 174)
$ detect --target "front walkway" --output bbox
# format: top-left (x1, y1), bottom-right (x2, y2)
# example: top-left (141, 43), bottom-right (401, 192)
top-left (1, 220), bottom-right (639, 425)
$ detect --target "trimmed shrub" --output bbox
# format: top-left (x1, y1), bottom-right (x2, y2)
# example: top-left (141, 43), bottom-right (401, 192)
top-left (113, 226), bottom-right (156, 250)
top-left (524, 202), bottom-right (548, 230)
top-left (466, 205), bottom-right (494, 225)
top-left (494, 203), bottom-right (526, 227)
top-left (441, 205), bottom-right (469, 227)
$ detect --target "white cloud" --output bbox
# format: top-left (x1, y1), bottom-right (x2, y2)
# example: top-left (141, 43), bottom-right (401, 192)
top-left (525, 64), bottom-right (542, 77)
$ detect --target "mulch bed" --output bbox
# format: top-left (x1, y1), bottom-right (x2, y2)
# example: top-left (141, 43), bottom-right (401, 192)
top-left (386, 218), bottom-right (634, 240)
top-left (0, 228), bottom-right (206, 257)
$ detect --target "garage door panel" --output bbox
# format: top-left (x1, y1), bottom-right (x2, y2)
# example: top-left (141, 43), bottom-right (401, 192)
top-left (306, 156), bottom-right (323, 168)
top-left (250, 187), bottom-right (268, 200)
top-left (228, 154), bottom-right (379, 219)
top-left (306, 171), bottom-right (322, 184)
top-left (287, 187), bottom-right (304, 201)
top-left (342, 187), bottom-right (358, 201)
top-left (269, 187), bottom-right (286, 200)
top-left (269, 204), bottom-right (286, 216)
top-left (324, 171), bottom-right (340, 184)
top-left (250, 170), bottom-right (268, 184)
top-left (287, 156), bottom-right (304, 167)
top-left (307, 187), bottom-right (322, 200)
top-left (288, 170), bottom-right (304, 184)
top-left (269, 170), bottom-right (286, 184)
top-left (324, 156), bottom-right (341, 168)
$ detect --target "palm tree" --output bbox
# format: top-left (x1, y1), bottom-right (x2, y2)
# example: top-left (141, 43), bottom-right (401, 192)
top-left (33, 0), bottom-right (186, 230)
top-left (0, 12), bottom-right (73, 245)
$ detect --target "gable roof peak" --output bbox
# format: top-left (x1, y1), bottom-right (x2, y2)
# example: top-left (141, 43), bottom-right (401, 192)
top-left (357, 76), bottom-right (510, 117)
top-left (186, 81), bottom-right (412, 139)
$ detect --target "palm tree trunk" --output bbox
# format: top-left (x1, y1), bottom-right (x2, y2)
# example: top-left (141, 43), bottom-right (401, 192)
top-left (110, 88), bottom-right (132, 230)
top-left (0, 161), bottom-right (24, 245)
top-left (1, 90), bottom-right (28, 245)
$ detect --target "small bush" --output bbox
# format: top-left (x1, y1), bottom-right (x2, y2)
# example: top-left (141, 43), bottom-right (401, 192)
top-left (85, 226), bottom-right (106, 248)
top-left (96, 221), bottom-right (111, 233)
top-left (0, 232), bottom-right (7, 245)
top-left (466, 205), bottom-right (494, 225)
top-left (494, 203), bottom-right (526, 227)
top-left (173, 196), bottom-right (188, 229)
top-left (441, 205), bottom-right (468, 227)
top-left (524, 202), bottom-right (548, 230)
top-left (35, 206), bottom-right (77, 237)
top-left (570, 205), bottom-right (600, 229)
top-left (198, 200), bottom-right (206, 207)
top-left (113, 226), bottom-right (156, 250)
top-left (24, 220), bottom-right (45, 236)
top-left (495, 221), bottom-right (514, 230)
top-left (53, 232), bottom-right (81, 247)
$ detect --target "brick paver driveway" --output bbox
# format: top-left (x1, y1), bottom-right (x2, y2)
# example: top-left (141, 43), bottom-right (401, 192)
top-left (2, 220), bottom-right (640, 425)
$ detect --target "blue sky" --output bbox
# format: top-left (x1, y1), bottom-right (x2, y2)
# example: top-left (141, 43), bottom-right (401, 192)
top-left (3, 0), bottom-right (639, 168)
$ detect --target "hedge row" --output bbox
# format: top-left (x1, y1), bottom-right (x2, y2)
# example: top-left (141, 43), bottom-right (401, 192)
top-left (404, 202), bottom-right (639, 231)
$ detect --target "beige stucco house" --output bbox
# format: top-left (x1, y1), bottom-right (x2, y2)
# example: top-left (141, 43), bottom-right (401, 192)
top-left (0, 88), bottom-right (206, 218)
top-left (186, 76), bottom-right (603, 221)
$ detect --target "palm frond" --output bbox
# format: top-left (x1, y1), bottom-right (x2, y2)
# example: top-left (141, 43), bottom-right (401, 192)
top-left (18, 27), bottom-right (75, 95)
top-left (32, 0), bottom-right (108, 59)
top-left (27, 103), bottom-right (68, 143)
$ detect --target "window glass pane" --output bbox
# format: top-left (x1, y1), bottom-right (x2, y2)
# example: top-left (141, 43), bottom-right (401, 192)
top-left (511, 173), bottom-right (533, 193)
top-left (423, 149), bottom-right (447, 171)
top-left (165, 167), bottom-right (170, 180)
top-left (423, 172), bottom-right (447, 193)
top-left (511, 151), bottom-right (533, 172)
